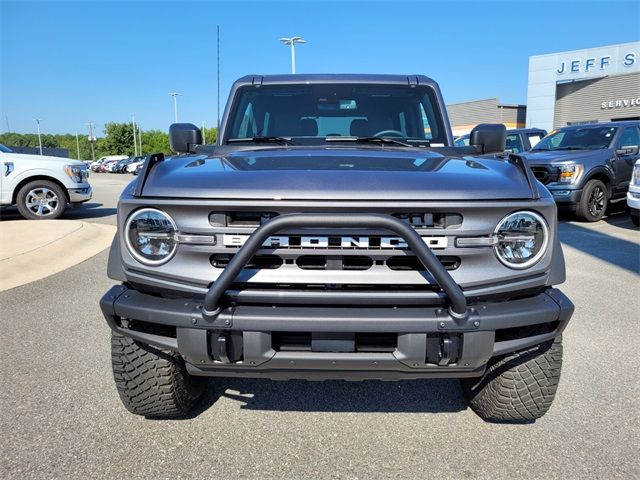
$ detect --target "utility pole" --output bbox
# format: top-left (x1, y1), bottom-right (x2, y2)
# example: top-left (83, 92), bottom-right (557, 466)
top-left (217, 25), bottom-right (220, 133)
top-left (35, 119), bottom-right (43, 155)
top-left (4, 115), bottom-right (10, 133)
top-left (86, 122), bottom-right (95, 161)
top-left (138, 126), bottom-right (143, 155)
top-left (168, 92), bottom-right (182, 123)
top-left (202, 121), bottom-right (206, 144)
top-left (132, 114), bottom-right (138, 156)
top-left (279, 36), bottom-right (306, 74)
top-left (75, 132), bottom-right (81, 160)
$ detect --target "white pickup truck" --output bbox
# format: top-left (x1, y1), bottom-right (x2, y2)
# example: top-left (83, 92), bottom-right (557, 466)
top-left (0, 144), bottom-right (92, 219)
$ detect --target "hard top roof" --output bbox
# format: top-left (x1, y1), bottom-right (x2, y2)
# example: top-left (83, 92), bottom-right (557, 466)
top-left (232, 73), bottom-right (438, 87)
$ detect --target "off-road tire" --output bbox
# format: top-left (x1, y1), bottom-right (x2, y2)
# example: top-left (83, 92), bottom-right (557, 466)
top-left (631, 213), bottom-right (640, 227)
top-left (576, 179), bottom-right (608, 222)
top-left (461, 337), bottom-right (563, 423)
top-left (16, 180), bottom-right (67, 220)
top-left (111, 332), bottom-right (207, 417)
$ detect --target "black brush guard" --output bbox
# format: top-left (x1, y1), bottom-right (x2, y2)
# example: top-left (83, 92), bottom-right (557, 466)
top-left (202, 213), bottom-right (468, 321)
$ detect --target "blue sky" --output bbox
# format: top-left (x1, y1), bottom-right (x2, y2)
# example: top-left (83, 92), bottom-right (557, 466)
top-left (1, 0), bottom-right (638, 135)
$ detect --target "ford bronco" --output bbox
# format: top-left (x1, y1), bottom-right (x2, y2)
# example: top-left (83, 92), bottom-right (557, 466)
top-left (101, 74), bottom-right (574, 422)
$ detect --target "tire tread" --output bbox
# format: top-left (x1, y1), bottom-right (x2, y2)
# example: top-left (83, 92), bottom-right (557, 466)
top-left (461, 338), bottom-right (562, 423)
top-left (111, 332), bottom-right (205, 417)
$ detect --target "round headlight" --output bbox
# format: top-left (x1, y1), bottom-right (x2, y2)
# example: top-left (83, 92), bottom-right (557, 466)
top-left (494, 211), bottom-right (549, 269)
top-left (124, 208), bottom-right (177, 265)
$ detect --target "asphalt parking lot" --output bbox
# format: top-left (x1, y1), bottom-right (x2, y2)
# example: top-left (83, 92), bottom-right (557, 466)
top-left (1, 173), bottom-right (638, 479)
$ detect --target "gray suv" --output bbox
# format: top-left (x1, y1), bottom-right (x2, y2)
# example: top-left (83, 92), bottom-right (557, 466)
top-left (101, 74), bottom-right (574, 423)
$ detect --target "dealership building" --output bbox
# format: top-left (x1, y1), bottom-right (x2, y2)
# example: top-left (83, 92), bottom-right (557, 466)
top-left (446, 42), bottom-right (639, 136)
top-left (526, 41), bottom-right (639, 131)
top-left (447, 98), bottom-right (526, 136)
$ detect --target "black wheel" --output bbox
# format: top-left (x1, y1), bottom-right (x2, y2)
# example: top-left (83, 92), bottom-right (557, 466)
top-left (111, 332), bottom-right (207, 417)
top-left (15, 180), bottom-right (67, 220)
top-left (576, 179), bottom-right (608, 222)
top-left (461, 337), bottom-right (563, 423)
top-left (632, 214), bottom-right (640, 227)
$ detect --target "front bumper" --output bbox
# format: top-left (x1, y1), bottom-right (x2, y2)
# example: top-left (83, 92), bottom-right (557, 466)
top-left (627, 187), bottom-right (640, 212)
top-left (67, 185), bottom-right (92, 203)
top-left (100, 285), bottom-right (574, 380)
top-left (549, 186), bottom-right (582, 208)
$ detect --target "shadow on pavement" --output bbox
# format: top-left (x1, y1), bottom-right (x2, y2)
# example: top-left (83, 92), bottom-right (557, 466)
top-left (0, 203), bottom-right (116, 221)
top-left (558, 220), bottom-right (639, 274)
top-left (200, 378), bottom-right (467, 414)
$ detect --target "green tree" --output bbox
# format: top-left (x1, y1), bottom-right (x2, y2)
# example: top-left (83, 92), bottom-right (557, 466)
top-left (101, 122), bottom-right (136, 156)
top-left (202, 127), bottom-right (218, 145)
top-left (140, 129), bottom-right (171, 154)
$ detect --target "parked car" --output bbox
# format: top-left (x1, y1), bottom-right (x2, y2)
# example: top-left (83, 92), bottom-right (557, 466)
top-left (455, 128), bottom-right (547, 153)
top-left (112, 157), bottom-right (136, 173)
top-left (522, 121), bottom-right (640, 222)
top-left (125, 155), bottom-right (147, 173)
top-left (101, 73), bottom-right (574, 423)
top-left (0, 143), bottom-right (92, 219)
top-left (103, 159), bottom-right (122, 173)
top-left (90, 155), bottom-right (128, 172)
top-left (628, 159), bottom-right (640, 226)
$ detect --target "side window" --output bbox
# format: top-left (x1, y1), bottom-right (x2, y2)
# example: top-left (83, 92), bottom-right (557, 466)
top-left (527, 133), bottom-right (543, 148)
top-left (619, 127), bottom-right (640, 148)
top-left (505, 134), bottom-right (524, 153)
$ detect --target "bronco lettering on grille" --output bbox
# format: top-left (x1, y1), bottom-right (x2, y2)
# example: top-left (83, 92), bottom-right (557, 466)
top-left (222, 234), bottom-right (447, 249)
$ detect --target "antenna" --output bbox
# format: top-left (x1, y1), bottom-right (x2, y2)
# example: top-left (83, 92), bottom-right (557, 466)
top-left (217, 25), bottom-right (220, 136)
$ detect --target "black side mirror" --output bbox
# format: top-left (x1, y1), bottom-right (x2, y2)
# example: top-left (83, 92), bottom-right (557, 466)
top-left (616, 145), bottom-right (639, 156)
top-left (169, 123), bottom-right (202, 153)
top-left (470, 124), bottom-right (507, 154)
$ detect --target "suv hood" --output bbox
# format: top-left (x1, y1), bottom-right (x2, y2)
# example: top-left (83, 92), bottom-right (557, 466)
top-left (523, 148), bottom-right (612, 165)
top-left (140, 148), bottom-right (534, 200)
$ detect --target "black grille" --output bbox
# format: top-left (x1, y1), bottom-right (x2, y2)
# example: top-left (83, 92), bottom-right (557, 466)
top-left (210, 211), bottom-right (462, 229)
top-left (531, 166), bottom-right (557, 185)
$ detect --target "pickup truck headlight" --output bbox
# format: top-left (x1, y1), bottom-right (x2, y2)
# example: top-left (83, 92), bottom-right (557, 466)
top-left (554, 163), bottom-right (583, 184)
top-left (64, 164), bottom-right (88, 183)
top-left (124, 208), bottom-right (178, 265)
top-left (632, 163), bottom-right (640, 186)
top-left (494, 211), bottom-right (549, 269)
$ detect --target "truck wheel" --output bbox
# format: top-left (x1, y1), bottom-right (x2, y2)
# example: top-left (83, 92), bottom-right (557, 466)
top-left (16, 180), bottom-right (67, 220)
top-left (632, 213), bottom-right (640, 227)
top-left (576, 179), bottom-right (607, 222)
top-left (460, 337), bottom-right (562, 423)
top-left (111, 332), bottom-right (207, 417)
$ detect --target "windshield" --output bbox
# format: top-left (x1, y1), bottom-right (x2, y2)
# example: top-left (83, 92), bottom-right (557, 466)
top-left (225, 84), bottom-right (446, 145)
top-left (0, 144), bottom-right (13, 153)
top-left (533, 126), bottom-right (617, 151)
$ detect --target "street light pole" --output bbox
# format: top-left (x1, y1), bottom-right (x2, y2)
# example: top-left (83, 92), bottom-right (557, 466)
top-left (35, 119), bottom-right (43, 155)
top-left (86, 122), bottom-right (95, 161)
top-left (168, 92), bottom-right (182, 123)
top-left (202, 121), bottom-right (206, 144)
top-left (75, 132), bottom-right (81, 160)
top-left (279, 36), bottom-right (306, 74)
top-left (132, 114), bottom-right (138, 156)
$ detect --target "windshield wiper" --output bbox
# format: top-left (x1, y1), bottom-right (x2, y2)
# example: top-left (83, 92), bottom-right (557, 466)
top-left (553, 147), bottom-right (585, 151)
top-left (227, 136), bottom-right (295, 145)
top-left (326, 136), bottom-right (412, 147)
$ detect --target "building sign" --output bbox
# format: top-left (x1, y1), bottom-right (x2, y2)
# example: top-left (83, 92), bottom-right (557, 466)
top-left (601, 97), bottom-right (640, 109)
top-left (556, 51), bottom-right (636, 75)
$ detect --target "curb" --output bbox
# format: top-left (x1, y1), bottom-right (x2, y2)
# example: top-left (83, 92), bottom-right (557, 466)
top-left (0, 220), bottom-right (117, 292)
